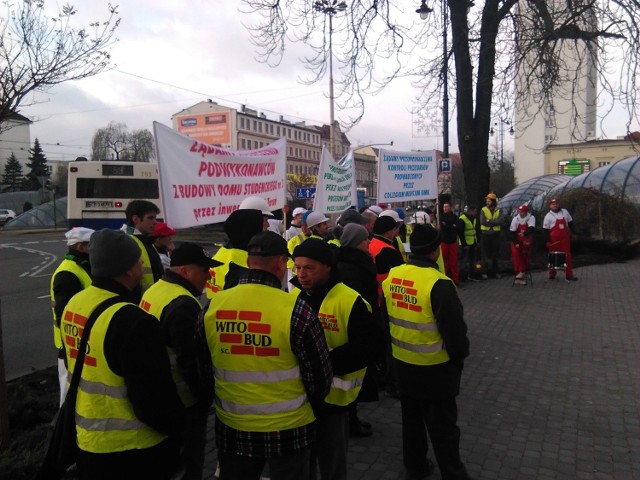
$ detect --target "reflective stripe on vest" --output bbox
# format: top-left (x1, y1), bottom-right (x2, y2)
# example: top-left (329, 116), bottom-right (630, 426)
top-left (382, 265), bottom-right (451, 366)
top-left (204, 283), bottom-right (314, 432)
top-left (318, 283), bottom-right (369, 406)
top-left (141, 279), bottom-right (201, 407)
top-left (130, 235), bottom-right (155, 291)
top-left (459, 215), bottom-right (477, 245)
top-left (480, 207), bottom-right (501, 232)
top-left (63, 286), bottom-right (166, 453)
top-left (206, 247), bottom-right (248, 297)
top-left (50, 258), bottom-right (91, 349)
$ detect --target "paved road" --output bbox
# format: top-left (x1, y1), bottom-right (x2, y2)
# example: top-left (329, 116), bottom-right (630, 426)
top-left (199, 259), bottom-right (640, 479)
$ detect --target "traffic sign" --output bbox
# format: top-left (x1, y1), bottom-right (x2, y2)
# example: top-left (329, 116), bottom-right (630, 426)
top-left (296, 187), bottom-right (316, 199)
top-left (439, 158), bottom-right (451, 173)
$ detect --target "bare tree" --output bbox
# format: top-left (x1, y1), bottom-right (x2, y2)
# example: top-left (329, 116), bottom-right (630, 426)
top-left (239, 0), bottom-right (639, 209)
top-left (91, 122), bottom-right (154, 162)
top-left (0, 1), bottom-right (120, 133)
top-left (129, 129), bottom-right (155, 162)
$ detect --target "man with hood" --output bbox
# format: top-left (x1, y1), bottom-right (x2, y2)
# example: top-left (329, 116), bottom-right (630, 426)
top-left (206, 208), bottom-right (265, 296)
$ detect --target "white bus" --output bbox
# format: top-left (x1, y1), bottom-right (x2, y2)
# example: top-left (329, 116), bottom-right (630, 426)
top-left (67, 160), bottom-right (163, 229)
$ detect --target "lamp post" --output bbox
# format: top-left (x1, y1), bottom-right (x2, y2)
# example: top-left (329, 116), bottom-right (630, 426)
top-left (314, 0), bottom-right (347, 158)
top-left (417, 0), bottom-right (448, 162)
top-left (489, 119), bottom-right (514, 170)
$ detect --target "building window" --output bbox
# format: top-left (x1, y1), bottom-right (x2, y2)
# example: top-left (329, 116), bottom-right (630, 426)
top-left (240, 118), bottom-right (245, 129)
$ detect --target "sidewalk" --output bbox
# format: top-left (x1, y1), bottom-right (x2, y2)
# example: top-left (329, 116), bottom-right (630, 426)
top-left (202, 259), bottom-right (640, 479)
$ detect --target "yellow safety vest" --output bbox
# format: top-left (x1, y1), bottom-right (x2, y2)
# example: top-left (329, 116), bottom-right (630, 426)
top-left (318, 283), bottom-right (369, 406)
top-left (50, 257), bottom-right (91, 350)
top-left (459, 214), bottom-right (477, 245)
top-left (205, 247), bottom-right (248, 297)
top-left (328, 238), bottom-right (341, 247)
top-left (381, 265), bottom-right (451, 366)
top-left (130, 235), bottom-right (156, 291)
top-left (62, 286), bottom-right (166, 453)
top-left (394, 236), bottom-right (408, 262)
top-left (140, 280), bottom-right (201, 407)
top-left (480, 207), bottom-right (501, 232)
top-left (204, 283), bottom-right (315, 432)
top-left (287, 233), bottom-right (307, 271)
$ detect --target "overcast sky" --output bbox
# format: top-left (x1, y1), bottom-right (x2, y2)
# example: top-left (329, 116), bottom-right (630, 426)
top-left (19, 1), bottom-right (441, 163)
top-left (17, 1), bottom-right (638, 164)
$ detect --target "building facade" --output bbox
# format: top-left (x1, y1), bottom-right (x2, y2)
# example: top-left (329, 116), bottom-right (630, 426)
top-left (171, 100), bottom-right (351, 179)
top-left (544, 133), bottom-right (640, 176)
top-left (513, 5), bottom-right (598, 184)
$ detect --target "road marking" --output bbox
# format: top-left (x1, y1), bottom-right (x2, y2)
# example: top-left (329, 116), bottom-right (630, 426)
top-left (37, 294), bottom-right (51, 299)
top-left (0, 244), bottom-right (58, 277)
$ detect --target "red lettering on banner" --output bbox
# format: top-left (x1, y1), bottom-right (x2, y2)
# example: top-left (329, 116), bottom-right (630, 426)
top-left (239, 310), bottom-right (262, 322)
top-left (256, 347), bottom-right (280, 356)
top-left (248, 323), bottom-right (270, 334)
top-left (231, 345), bottom-right (254, 355)
top-left (216, 310), bottom-right (238, 320)
top-left (220, 333), bottom-right (242, 344)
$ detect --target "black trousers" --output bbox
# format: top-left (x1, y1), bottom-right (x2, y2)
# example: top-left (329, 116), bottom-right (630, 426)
top-left (480, 232), bottom-right (500, 277)
top-left (400, 395), bottom-right (469, 480)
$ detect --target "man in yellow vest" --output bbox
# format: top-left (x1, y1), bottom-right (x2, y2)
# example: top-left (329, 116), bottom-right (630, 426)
top-left (291, 238), bottom-right (385, 480)
top-left (381, 224), bottom-right (471, 480)
top-left (121, 199), bottom-right (164, 296)
top-left (140, 242), bottom-right (222, 480)
top-left (458, 206), bottom-right (479, 282)
top-left (50, 226), bottom-right (94, 406)
top-left (61, 229), bottom-right (185, 479)
top-left (479, 192), bottom-right (503, 279)
top-left (206, 208), bottom-right (264, 296)
top-left (199, 231), bottom-right (332, 480)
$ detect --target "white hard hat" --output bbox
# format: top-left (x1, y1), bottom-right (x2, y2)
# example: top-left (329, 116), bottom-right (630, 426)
top-left (292, 207), bottom-right (307, 217)
top-left (410, 211), bottom-right (429, 225)
top-left (379, 209), bottom-right (402, 223)
top-left (366, 205), bottom-right (383, 217)
top-left (306, 211), bottom-right (329, 228)
top-left (239, 196), bottom-right (274, 217)
top-left (65, 227), bottom-right (95, 246)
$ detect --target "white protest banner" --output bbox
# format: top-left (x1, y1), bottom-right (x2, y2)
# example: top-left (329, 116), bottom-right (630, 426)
top-left (313, 147), bottom-right (358, 214)
top-left (153, 122), bottom-right (286, 228)
top-left (376, 149), bottom-right (438, 203)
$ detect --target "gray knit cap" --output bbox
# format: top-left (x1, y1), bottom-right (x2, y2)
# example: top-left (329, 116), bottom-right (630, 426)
top-left (340, 223), bottom-right (369, 249)
top-left (90, 229), bottom-right (142, 278)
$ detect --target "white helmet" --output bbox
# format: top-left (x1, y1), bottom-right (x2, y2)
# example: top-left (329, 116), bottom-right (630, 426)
top-left (239, 196), bottom-right (274, 217)
top-left (410, 211), bottom-right (429, 225)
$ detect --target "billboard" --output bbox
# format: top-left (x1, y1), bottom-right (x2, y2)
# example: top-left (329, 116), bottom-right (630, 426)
top-left (175, 112), bottom-right (231, 145)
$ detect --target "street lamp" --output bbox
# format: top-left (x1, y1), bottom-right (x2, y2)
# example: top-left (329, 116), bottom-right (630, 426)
top-left (489, 119), bottom-right (514, 170)
top-left (314, 0), bottom-right (347, 158)
top-left (417, 0), bottom-right (448, 162)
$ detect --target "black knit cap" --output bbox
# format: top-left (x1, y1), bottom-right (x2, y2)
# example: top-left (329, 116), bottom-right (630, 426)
top-left (247, 231), bottom-right (291, 258)
top-left (410, 223), bottom-right (441, 254)
top-left (373, 215), bottom-right (398, 234)
top-left (292, 238), bottom-right (334, 267)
